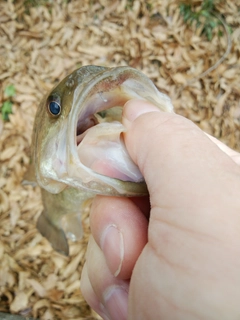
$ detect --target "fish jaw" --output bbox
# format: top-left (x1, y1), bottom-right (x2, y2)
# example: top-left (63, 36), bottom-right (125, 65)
top-left (36, 118), bottom-right (69, 193)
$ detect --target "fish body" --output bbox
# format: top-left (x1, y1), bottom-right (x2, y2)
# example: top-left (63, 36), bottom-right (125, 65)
top-left (31, 65), bottom-right (173, 255)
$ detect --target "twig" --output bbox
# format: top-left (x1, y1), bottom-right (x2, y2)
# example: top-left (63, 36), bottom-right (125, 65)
top-left (181, 12), bottom-right (232, 89)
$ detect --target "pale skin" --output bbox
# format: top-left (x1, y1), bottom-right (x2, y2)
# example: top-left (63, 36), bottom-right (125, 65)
top-left (80, 99), bottom-right (240, 320)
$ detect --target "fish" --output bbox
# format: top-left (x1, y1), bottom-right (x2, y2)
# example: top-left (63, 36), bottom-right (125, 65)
top-left (29, 65), bottom-right (173, 255)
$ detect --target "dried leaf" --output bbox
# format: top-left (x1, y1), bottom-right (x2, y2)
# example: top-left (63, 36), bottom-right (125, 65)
top-left (10, 292), bottom-right (29, 313)
top-left (27, 279), bottom-right (47, 298)
top-left (0, 1), bottom-right (239, 320)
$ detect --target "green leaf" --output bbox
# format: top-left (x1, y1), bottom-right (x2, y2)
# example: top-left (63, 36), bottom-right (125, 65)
top-left (4, 84), bottom-right (16, 97)
top-left (179, 0), bottom-right (227, 42)
top-left (1, 100), bottom-right (13, 121)
top-left (146, 2), bottom-right (152, 11)
top-left (218, 30), bottom-right (223, 37)
top-left (201, 0), bottom-right (214, 11)
top-left (227, 26), bottom-right (233, 34)
top-left (201, 10), bottom-right (211, 18)
top-left (204, 26), bottom-right (213, 40)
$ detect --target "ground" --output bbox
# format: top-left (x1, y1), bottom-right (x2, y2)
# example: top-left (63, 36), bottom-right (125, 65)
top-left (0, 0), bottom-right (240, 319)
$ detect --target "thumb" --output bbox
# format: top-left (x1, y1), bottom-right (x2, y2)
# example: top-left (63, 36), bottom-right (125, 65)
top-left (122, 99), bottom-right (238, 210)
top-left (122, 100), bottom-right (240, 320)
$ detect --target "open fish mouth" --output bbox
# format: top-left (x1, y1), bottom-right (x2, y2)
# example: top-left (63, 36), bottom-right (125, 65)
top-left (65, 66), bottom-right (173, 191)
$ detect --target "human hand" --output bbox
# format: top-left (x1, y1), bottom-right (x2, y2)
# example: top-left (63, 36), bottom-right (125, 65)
top-left (81, 99), bottom-right (240, 320)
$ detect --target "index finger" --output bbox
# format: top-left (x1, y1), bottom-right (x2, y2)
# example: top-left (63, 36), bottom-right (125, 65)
top-left (90, 196), bottom-right (148, 280)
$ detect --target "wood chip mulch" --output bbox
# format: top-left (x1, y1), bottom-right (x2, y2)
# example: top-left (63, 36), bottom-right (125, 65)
top-left (0, 0), bottom-right (240, 319)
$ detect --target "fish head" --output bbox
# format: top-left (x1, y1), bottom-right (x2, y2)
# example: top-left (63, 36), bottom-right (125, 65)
top-left (33, 65), bottom-right (174, 196)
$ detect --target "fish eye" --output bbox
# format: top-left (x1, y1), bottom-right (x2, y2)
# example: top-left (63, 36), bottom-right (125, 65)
top-left (48, 101), bottom-right (61, 116)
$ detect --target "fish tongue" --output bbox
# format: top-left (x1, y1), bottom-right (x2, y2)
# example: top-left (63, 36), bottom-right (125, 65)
top-left (77, 122), bottom-right (143, 182)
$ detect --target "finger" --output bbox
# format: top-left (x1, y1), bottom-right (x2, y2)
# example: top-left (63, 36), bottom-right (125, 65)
top-left (130, 195), bottom-right (150, 219)
top-left (85, 235), bottom-right (129, 320)
top-left (90, 196), bottom-right (148, 279)
top-left (122, 100), bottom-right (240, 320)
top-left (122, 99), bottom-right (240, 211)
top-left (80, 263), bottom-right (110, 320)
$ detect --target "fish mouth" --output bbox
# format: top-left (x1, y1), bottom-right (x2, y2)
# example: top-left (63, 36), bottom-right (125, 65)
top-left (63, 66), bottom-right (173, 195)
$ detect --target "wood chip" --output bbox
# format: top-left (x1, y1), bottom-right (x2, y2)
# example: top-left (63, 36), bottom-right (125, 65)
top-left (0, 0), bottom-right (239, 319)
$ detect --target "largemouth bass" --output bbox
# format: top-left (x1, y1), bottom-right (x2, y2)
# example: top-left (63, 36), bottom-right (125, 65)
top-left (30, 65), bottom-right (173, 255)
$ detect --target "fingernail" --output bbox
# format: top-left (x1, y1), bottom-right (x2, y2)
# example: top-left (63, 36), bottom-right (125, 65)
top-left (100, 224), bottom-right (124, 277)
top-left (103, 286), bottom-right (128, 320)
top-left (123, 99), bottom-right (160, 124)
